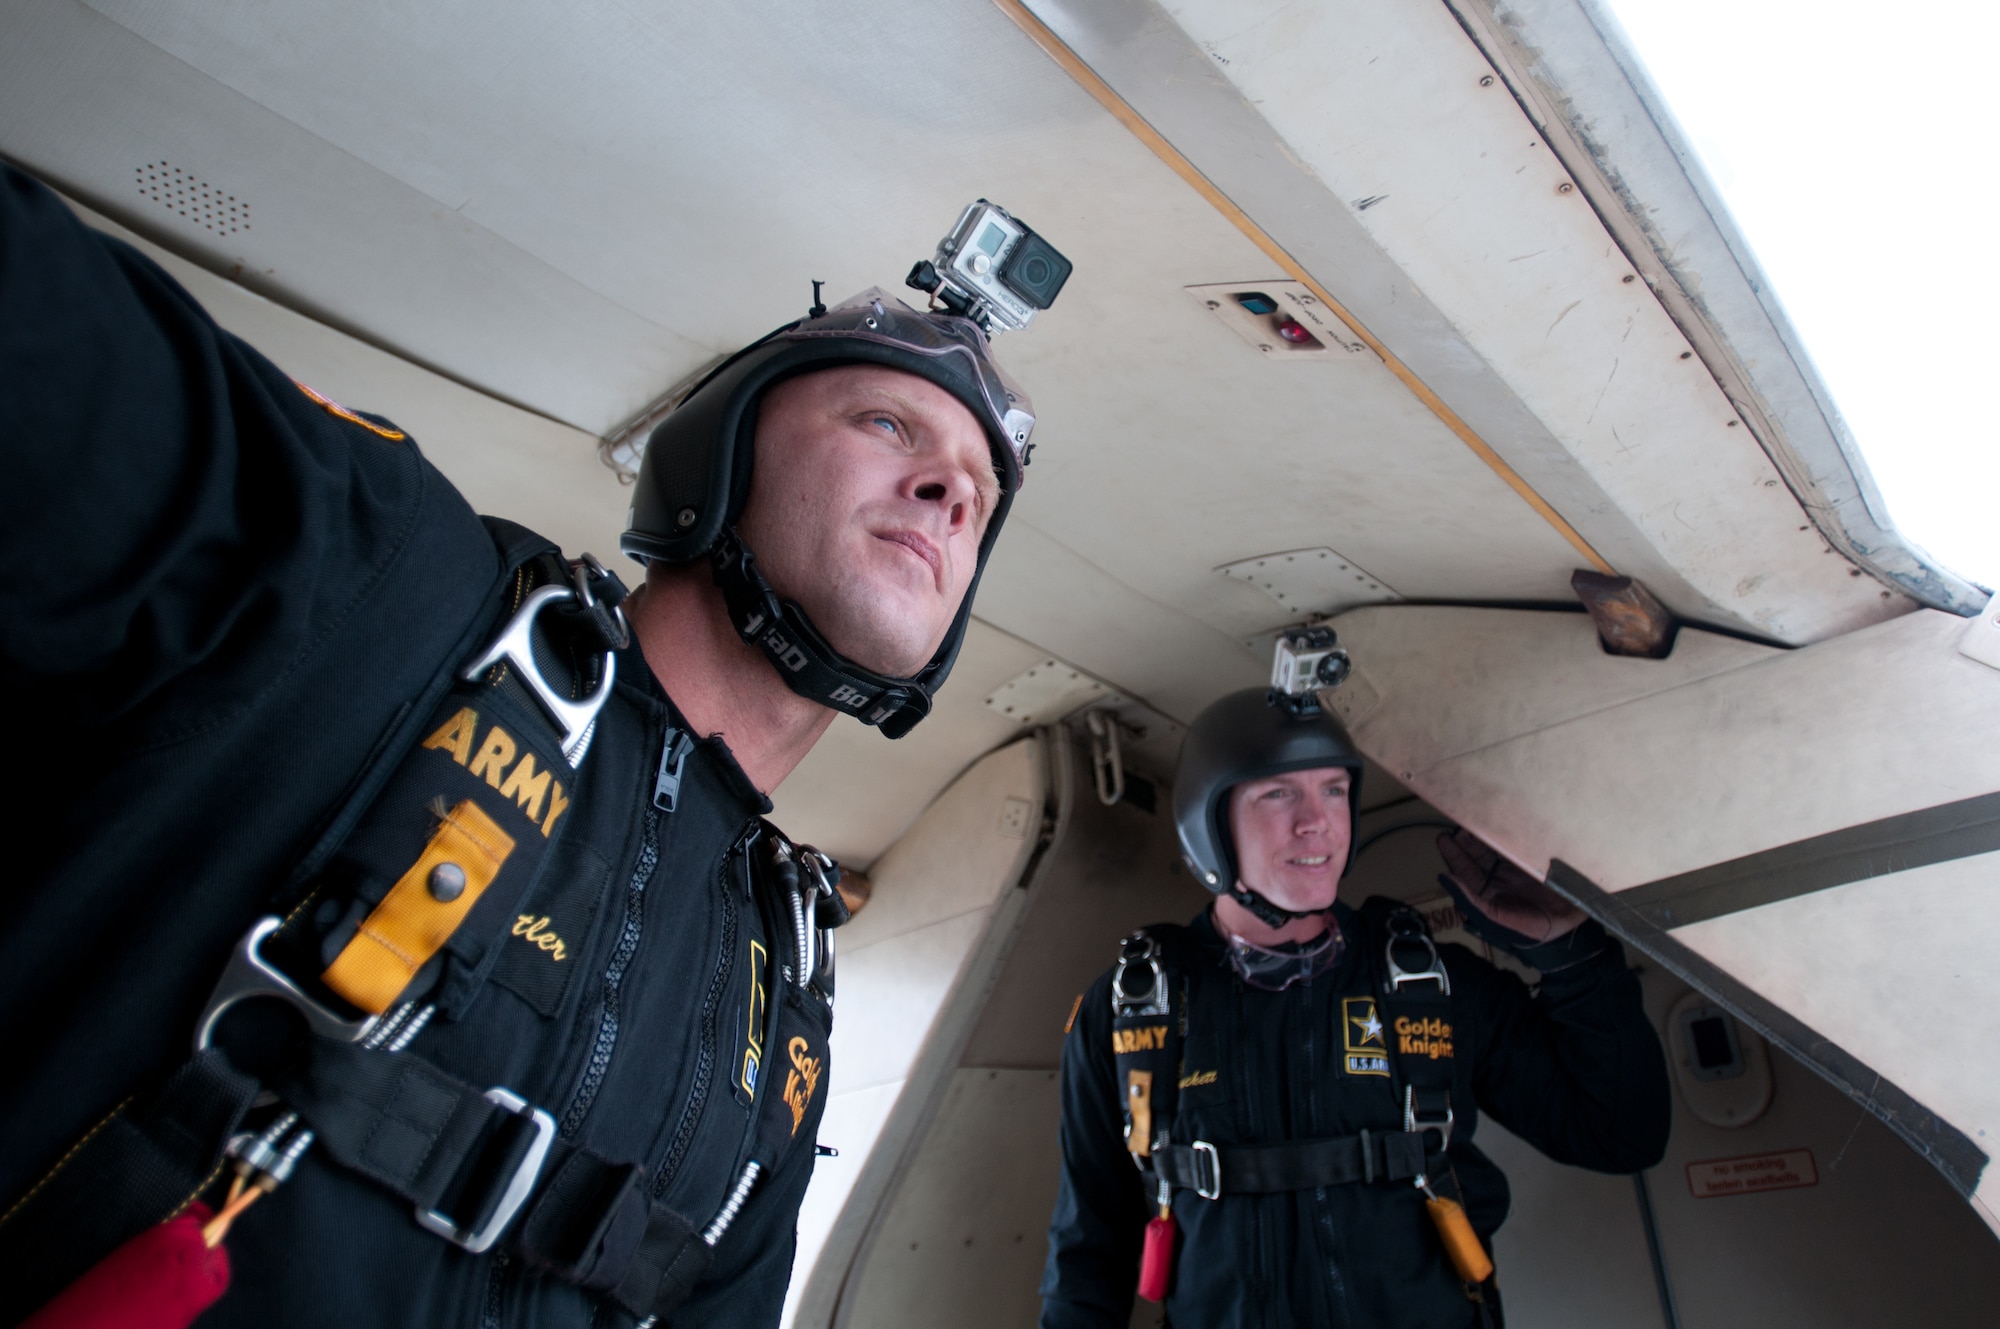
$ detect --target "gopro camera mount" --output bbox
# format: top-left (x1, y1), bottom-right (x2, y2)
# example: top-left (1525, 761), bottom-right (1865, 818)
top-left (908, 199), bottom-right (1072, 336)
top-left (1269, 625), bottom-right (1351, 716)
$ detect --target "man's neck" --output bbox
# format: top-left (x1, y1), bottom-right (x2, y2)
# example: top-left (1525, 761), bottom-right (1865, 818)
top-left (625, 565), bottom-right (835, 794)
top-left (1212, 890), bottom-right (1336, 948)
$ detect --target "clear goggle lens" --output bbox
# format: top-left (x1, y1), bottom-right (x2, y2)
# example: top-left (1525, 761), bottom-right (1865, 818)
top-left (1224, 922), bottom-right (1345, 992)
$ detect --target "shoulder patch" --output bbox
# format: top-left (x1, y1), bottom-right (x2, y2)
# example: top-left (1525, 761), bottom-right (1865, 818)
top-left (1342, 995), bottom-right (1390, 1077)
top-left (294, 379), bottom-right (406, 441)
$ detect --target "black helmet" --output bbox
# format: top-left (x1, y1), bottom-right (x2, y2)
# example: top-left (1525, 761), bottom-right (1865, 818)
top-left (1173, 688), bottom-right (1365, 926)
top-left (621, 289), bottom-right (1036, 738)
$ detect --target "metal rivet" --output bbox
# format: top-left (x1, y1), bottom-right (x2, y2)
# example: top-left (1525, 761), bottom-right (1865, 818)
top-left (676, 507), bottom-right (697, 528)
top-left (1556, 182), bottom-right (1575, 194)
top-left (1479, 75), bottom-right (1495, 87)
top-left (429, 862), bottom-right (467, 902)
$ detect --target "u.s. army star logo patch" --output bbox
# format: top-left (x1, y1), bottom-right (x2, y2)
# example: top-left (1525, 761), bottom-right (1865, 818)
top-left (1343, 995), bottom-right (1390, 1077)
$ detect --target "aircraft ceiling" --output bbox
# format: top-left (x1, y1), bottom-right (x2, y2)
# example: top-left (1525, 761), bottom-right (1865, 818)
top-left (1, 0), bottom-right (1971, 859)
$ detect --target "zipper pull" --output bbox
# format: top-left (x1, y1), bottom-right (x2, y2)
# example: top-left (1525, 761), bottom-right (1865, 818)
top-left (653, 727), bottom-right (694, 812)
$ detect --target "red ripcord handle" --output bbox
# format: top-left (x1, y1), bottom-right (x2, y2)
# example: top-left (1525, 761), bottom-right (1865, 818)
top-left (21, 1204), bottom-right (231, 1329)
top-left (1137, 1211), bottom-right (1177, 1302)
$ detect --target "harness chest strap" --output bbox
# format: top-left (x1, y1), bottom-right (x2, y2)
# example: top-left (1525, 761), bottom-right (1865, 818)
top-left (275, 1037), bottom-right (724, 1316)
top-left (1149, 1130), bottom-right (1429, 1195)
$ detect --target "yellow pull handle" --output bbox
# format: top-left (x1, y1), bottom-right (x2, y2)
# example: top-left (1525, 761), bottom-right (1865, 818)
top-left (1425, 1194), bottom-right (1494, 1284)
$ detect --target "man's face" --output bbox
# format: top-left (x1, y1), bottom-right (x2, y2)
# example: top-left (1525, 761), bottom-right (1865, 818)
top-left (737, 365), bottom-right (1000, 678)
top-left (1227, 766), bottom-right (1354, 912)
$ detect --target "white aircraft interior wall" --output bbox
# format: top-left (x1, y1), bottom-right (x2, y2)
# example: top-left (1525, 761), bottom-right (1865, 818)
top-left (811, 741), bottom-right (2000, 1327)
top-left (787, 735), bottom-right (1055, 1328)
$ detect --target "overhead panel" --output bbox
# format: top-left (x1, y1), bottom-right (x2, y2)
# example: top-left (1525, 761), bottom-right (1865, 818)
top-left (1214, 546), bottom-right (1399, 635)
top-left (1006, 0), bottom-right (1915, 644)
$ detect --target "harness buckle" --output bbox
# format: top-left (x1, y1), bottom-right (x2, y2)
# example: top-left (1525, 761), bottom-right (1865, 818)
top-left (1403, 1085), bottom-right (1454, 1152)
top-left (194, 917), bottom-right (377, 1054)
top-left (1385, 912), bottom-right (1451, 995)
top-left (1112, 933), bottom-right (1170, 1018)
top-left (413, 1087), bottom-right (556, 1254)
top-left (461, 583), bottom-right (619, 767)
top-left (1190, 1141), bottom-right (1223, 1200)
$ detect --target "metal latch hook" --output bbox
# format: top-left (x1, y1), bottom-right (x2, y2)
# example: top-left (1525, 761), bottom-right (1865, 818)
top-left (194, 917), bottom-right (378, 1054)
top-left (461, 584), bottom-right (618, 767)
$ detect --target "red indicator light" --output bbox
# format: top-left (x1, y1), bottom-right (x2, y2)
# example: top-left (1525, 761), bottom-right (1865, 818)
top-left (1275, 317), bottom-right (1319, 347)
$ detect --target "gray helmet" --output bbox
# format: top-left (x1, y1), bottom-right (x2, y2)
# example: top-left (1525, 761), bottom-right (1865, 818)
top-left (621, 289), bottom-right (1035, 738)
top-left (1173, 688), bottom-right (1365, 925)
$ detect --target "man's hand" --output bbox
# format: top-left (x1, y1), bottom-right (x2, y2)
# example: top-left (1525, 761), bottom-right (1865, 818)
top-left (1436, 829), bottom-right (1584, 943)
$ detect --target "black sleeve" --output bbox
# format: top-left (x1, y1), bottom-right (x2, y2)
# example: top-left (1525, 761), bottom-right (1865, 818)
top-left (1039, 971), bottom-right (1149, 1329)
top-left (1462, 928), bottom-right (1672, 1173)
top-left (0, 162), bottom-right (436, 724)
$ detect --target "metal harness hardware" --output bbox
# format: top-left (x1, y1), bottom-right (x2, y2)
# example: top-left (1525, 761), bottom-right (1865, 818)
top-left (1190, 1141), bottom-right (1223, 1201)
top-left (1112, 933), bottom-right (1169, 1018)
top-left (1404, 1085), bottom-right (1455, 1152)
top-left (460, 579), bottom-right (624, 768)
top-left (194, 917), bottom-right (378, 1055)
top-left (1385, 910), bottom-right (1451, 995)
top-left (413, 1088), bottom-right (557, 1253)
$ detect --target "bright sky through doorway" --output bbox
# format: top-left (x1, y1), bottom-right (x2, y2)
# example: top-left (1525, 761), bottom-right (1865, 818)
top-left (1599, 0), bottom-right (1998, 591)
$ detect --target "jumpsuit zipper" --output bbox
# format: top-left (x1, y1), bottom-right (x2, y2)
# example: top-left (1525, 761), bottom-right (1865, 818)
top-left (560, 806), bottom-right (660, 1138)
top-left (653, 855), bottom-right (739, 1196)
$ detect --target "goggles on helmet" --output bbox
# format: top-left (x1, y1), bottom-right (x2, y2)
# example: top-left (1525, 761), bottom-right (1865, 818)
top-left (783, 289), bottom-right (1036, 490)
top-left (1222, 918), bottom-right (1346, 991)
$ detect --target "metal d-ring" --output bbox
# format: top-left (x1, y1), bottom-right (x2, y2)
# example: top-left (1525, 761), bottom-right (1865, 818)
top-left (461, 584), bottom-right (617, 767)
top-left (194, 917), bottom-right (377, 1054)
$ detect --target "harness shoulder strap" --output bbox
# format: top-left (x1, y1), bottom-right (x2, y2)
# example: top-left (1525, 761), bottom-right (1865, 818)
top-left (1110, 927), bottom-right (1185, 1175)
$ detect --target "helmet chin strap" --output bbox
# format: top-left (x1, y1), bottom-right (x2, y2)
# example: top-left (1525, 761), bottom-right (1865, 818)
top-left (709, 527), bottom-right (934, 737)
top-left (1227, 881), bottom-right (1338, 931)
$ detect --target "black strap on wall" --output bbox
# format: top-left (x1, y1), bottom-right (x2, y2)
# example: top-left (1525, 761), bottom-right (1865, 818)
top-left (1601, 790), bottom-right (2000, 931)
top-left (1546, 858), bottom-right (1989, 1199)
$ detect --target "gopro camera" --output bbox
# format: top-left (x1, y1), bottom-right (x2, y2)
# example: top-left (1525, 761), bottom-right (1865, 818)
top-left (1270, 626), bottom-right (1351, 714)
top-left (907, 199), bottom-right (1072, 335)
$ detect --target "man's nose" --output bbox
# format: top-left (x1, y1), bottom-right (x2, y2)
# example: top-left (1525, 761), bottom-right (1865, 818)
top-left (908, 466), bottom-right (975, 536)
top-left (1294, 797), bottom-right (1333, 834)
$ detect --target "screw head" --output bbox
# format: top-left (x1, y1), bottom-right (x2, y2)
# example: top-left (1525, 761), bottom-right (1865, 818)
top-left (1479, 74), bottom-right (1495, 87)
top-left (676, 507), bottom-right (697, 528)
top-left (429, 862), bottom-right (467, 903)
top-left (1680, 351), bottom-right (1693, 360)
top-left (1557, 182), bottom-right (1575, 194)
top-left (1622, 274), bottom-right (1637, 283)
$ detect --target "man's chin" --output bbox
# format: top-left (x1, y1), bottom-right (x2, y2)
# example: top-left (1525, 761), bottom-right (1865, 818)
top-left (816, 605), bottom-right (951, 679)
